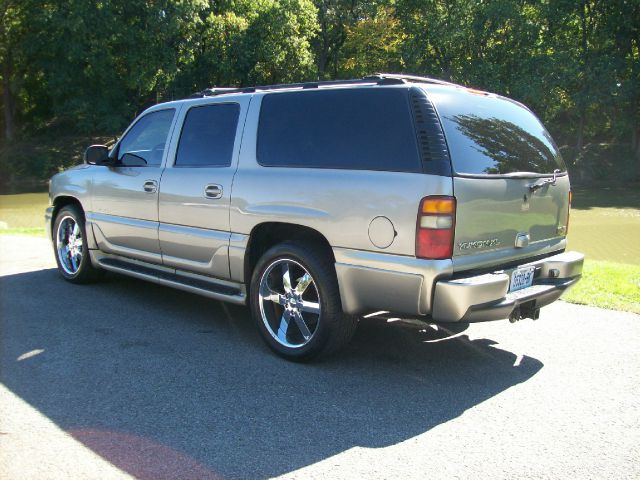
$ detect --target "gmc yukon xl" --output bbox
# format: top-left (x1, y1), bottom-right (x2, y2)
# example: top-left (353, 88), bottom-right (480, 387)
top-left (47, 74), bottom-right (584, 360)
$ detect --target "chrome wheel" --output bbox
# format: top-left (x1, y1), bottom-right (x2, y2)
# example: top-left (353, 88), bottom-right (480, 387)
top-left (258, 258), bottom-right (321, 349)
top-left (56, 215), bottom-right (83, 275)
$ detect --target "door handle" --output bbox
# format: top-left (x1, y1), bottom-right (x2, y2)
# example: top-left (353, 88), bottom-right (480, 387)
top-left (204, 184), bottom-right (223, 199)
top-left (143, 180), bottom-right (158, 193)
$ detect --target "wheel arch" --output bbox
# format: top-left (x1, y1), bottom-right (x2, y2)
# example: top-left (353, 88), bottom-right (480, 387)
top-left (51, 196), bottom-right (97, 249)
top-left (244, 222), bottom-right (335, 285)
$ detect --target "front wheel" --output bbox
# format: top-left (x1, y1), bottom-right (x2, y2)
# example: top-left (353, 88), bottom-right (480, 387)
top-left (250, 242), bottom-right (357, 361)
top-left (53, 205), bottom-right (103, 283)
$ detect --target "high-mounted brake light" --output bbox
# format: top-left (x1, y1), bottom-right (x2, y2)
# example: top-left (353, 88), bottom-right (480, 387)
top-left (416, 196), bottom-right (456, 259)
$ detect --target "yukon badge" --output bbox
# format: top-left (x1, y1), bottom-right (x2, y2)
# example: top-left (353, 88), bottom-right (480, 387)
top-left (458, 238), bottom-right (501, 250)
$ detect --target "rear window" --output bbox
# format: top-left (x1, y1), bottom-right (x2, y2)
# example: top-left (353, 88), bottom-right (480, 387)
top-left (431, 89), bottom-right (566, 175)
top-left (257, 88), bottom-right (421, 172)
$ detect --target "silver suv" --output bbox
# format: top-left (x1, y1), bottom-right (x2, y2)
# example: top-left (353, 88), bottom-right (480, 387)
top-left (47, 74), bottom-right (584, 360)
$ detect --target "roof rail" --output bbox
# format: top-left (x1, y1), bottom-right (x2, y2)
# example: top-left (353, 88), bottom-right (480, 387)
top-left (371, 73), bottom-right (461, 87)
top-left (187, 87), bottom-right (239, 99)
top-left (187, 73), bottom-right (457, 99)
top-left (188, 76), bottom-right (404, 98)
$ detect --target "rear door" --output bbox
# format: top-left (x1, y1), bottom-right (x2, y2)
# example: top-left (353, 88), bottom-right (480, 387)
top-left (425, 86), bottom-right (570, 270)
top-left (158, 96), bottom-right (250, 279)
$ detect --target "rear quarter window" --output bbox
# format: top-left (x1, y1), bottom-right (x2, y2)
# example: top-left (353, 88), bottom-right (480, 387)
top-left (430, 89), bottom-right (566, 175)
top-left (257, 88), bottom-right (421, 173)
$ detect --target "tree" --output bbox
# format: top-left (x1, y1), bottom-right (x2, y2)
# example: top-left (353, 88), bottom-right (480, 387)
top-left (338, 5), bottom-right (405, 78)
top-left (0, 0), bottom-right (25, 140)
top-left (1, 0), bottom-right (639, 181)
top-left (238, 0), bottom-right (319, 85)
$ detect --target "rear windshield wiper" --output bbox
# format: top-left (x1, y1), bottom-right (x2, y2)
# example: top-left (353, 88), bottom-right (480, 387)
top-left (529, 169), bottom-right (561, 192)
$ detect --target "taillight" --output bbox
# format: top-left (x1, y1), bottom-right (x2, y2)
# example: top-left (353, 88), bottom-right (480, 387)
top-left (416, 196), bottom-right (456, 259)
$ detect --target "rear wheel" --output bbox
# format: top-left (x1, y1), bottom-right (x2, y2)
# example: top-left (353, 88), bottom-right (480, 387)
top-left (53, 205), bottom-right (103, 283)
top-left (250, 242), bottom-right (357, 361)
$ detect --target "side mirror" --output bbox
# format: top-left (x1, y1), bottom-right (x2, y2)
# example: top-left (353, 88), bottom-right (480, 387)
top-left (84, 145), bottom-right (110, 165)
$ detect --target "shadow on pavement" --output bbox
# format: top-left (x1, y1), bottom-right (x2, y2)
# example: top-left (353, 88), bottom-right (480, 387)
top-left (0, 269), bottom-right (543, 479)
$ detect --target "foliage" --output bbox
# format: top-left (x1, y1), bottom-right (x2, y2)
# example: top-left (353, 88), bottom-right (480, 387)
top-left (339, 6), bottom-right (405, 78)
top-left (1, 0), bottom-right (639, 184)
top-left (0, 134), bottom-right (114, 191)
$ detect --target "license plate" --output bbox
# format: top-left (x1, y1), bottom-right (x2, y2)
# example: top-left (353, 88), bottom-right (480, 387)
top-left (509, 266), bottom-right (535, 292)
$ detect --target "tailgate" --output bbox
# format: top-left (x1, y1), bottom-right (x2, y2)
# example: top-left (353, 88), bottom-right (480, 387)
top-left (424, 85), bottom-right (570, 268)
top-left (454, 174), bottom-right (569, 258)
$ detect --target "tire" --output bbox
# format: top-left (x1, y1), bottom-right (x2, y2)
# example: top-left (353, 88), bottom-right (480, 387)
top-left (250, 241), bottom-right (358, 361)
top-left (52, 205), bottom-right (103, 283)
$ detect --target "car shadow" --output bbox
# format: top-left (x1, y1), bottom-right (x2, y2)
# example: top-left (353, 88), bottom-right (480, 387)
top-left (1, 269), bottom-right (543, 479)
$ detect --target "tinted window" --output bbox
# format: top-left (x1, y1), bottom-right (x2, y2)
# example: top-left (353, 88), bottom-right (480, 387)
top-left (175, 103), bottom-right (240, 167)
top-left (431, 89), bottom-right (566, 175)
top-left (257, 89), bottom-right (421, 172)
top-left (118, 109), bottom-right (175, 167)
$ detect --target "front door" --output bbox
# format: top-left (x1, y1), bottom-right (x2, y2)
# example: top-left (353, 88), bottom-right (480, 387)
top-left (90, 107), bottom-right (178, 264)
top-left (158, 98), bottom-right (249, 279)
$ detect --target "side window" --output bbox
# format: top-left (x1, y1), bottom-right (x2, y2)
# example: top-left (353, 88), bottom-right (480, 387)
top-left (175, 103), bottom-right (240, 167)
top-left (257, 89), bottom-right (421, 173)
top-left (117, 109), bottom-right (175, 167)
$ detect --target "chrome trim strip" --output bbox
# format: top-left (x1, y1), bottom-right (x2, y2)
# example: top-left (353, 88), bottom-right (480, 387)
top-left (86, 212), bottom-right (158, 230)
top-left (158, 222), bottom-right (230, 241)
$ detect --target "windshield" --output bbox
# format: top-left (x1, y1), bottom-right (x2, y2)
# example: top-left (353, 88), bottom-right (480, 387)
top-left (427, 87), bottom-right (566, 176)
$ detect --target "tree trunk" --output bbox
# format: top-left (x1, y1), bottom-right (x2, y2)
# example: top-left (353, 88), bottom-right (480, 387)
top-left (316, 18), bottom-right (329, 78)
top-left (575, 0), bottom-right (588, 153)
top-left (2, 59), bottom-right (15, 141)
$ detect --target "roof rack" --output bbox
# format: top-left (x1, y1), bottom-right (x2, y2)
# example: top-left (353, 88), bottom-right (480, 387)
top-left (187, 87), bottom-right (238, 98)
top-left (188, 73), bottom-right (457, 98)
top-left (370, 73), bottom-right (461, 87)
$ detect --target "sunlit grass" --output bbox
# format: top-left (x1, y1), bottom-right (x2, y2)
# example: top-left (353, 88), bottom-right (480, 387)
top-left (562, 260), bottom-right (640, 314)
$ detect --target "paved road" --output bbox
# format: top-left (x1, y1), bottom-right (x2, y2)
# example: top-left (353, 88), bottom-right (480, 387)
top-left (1, 236), bottom-right (638, 480)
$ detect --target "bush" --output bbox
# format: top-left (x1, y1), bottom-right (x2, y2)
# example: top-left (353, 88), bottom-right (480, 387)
top-left (0, 134), bottom-right (116, 193)
top-left (560, 143), bottom-right (638, 185)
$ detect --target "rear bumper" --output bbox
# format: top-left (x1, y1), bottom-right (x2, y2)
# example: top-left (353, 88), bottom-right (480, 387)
top-left (432, 251), bottom-right (584, 322)
top-left (334, 247), bottom-right (583, 322)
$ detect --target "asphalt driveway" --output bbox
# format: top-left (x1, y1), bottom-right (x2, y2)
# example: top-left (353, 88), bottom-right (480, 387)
top-left (1, 236), bottom-right (638, 479)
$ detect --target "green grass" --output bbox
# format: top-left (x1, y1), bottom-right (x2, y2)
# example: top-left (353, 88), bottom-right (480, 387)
top-left (562, 260), bottom-right (640, 314)
top-left (0, 193), bottom-right (49, 237)
top-left (562, 186), bottom-right (640, 313)
top-left (1, 187), bottom-right (638, 314)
